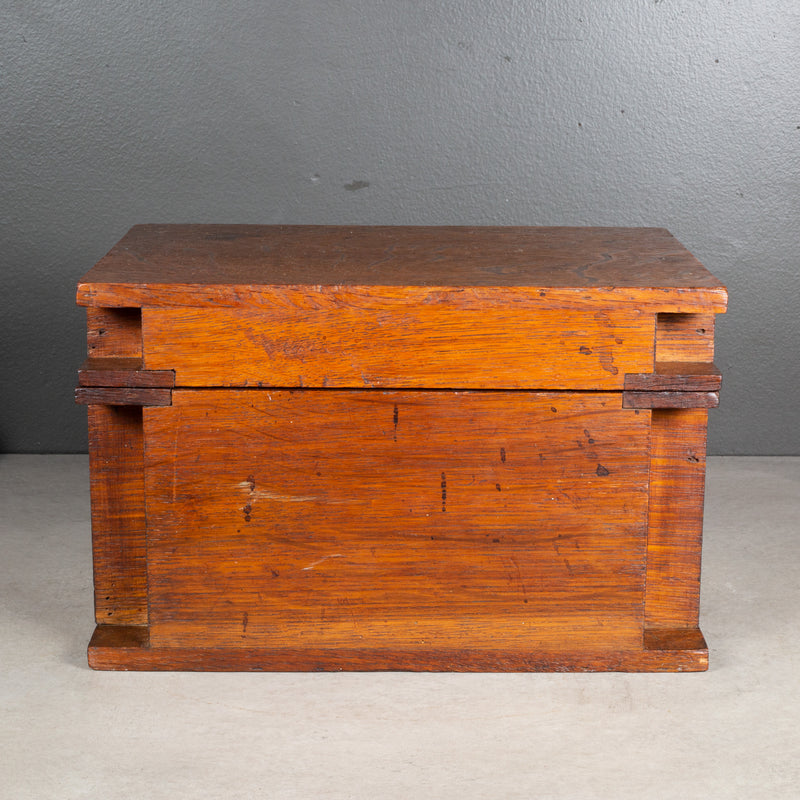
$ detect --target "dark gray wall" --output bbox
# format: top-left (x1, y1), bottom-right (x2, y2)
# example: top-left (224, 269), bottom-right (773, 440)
top-left (3, 1), bottom-right (798, 454)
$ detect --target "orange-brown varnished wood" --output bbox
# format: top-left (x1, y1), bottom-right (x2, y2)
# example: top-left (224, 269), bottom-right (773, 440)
top-left (86, 307), bottom-right (142, 358)
top-left (143, 390), bottom-right (651, 651)
top-left (87, 405), bottom-right (148, 625)
top-left (656, 313), bottom-right (716, 363)
top-left (644, 409), bottom-right (709, 630)
top-left (78, 224), bottom-right (727, 671)
top-left (142, 306), bottom-right (654, 389)
top-left (87, 623), bottom-right (707, 672)
top-left (76, 225), bottom-right (728, 313)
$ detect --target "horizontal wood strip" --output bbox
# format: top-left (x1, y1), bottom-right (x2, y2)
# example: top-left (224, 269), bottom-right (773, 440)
top-left (78, 357), bottom-right (175, 388)
top-left (76, 225), bottom-right (728, 314)
top-left (142, 306), bottom-right (655, 389)
top-left (624, 362), bottom-right (721, 392)
top-left (75, 387), bottom-right (172, 406)
top-left (87, 625), bottom-right (708, 672)
top-left (622, 391), bottom-right (718, 409)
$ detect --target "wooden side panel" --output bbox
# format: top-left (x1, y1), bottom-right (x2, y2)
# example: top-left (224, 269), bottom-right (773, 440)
top-left (142, 306), bottom-right (655, 389)
top-left (143, 390), bottom-right (652, 653)
top-left (86, 307), bottom-right (142, 358)
top-left (644, 408), bottom-right (708, 630)
top-left (87, 405), bottom-right (148, 625)
top-left (655, 313), bottom-right (715, 363)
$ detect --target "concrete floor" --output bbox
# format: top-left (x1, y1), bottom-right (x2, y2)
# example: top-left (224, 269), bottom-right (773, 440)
top-left (2, 455), bottom-right (799, 799)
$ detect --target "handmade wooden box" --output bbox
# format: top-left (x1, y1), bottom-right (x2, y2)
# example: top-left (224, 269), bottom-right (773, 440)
top-left (76, 225), bottom-right (726, 671)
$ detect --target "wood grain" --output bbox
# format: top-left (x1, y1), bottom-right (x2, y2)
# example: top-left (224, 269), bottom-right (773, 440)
top-left (78, 357), bottom-right (175, 388)
top-left (87, 623), bottom-right (708, 672)
top-left (622, 391), bottom-right (719, 409)
top-left (87, 405), bottom-right (148, 625)
top-left (644, 409), bottom-right (708, 630)
top-left (75, 387), bottom-right (172, 406)
top-left (86, 307), bottom-right (142, 358)
top-left (77, 225), bottom-right (728, 313)
top-left (624, 361), bottom-right (721, 392)
top-left (142, 306), bottom-right (655, 390)
top-left (143, 390), bottom-right (651, 652)
top-left (79, 224), bottom-right (726, 671)
top-left (656, 313), bottom-right (716, 362)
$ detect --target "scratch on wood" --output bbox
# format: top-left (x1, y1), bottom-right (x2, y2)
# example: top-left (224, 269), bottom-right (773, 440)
top-left (236, 482), bottom-right (319, 503)
top-left (509, 556), bottom-right (528, 603)
top-left (441, 472), bottom-right (447, 512)
top-left (393, 404), bottom-right (398, 441)
top-left (500, 447), bottom-right (506, 463)
top-left (301, 554), bottom-right (343, 571)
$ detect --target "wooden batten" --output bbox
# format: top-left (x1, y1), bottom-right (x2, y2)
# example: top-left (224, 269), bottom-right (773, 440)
top-left (87, 405), bottom-right (148, 625)
top-left (624, 362), bottom-right (722, 392)
top-left (78, 358), bottom-right (175, 388)
top-left (622, 391), bottom-right (719, 409)
top-left (75, 387), bottom-right (172, 406)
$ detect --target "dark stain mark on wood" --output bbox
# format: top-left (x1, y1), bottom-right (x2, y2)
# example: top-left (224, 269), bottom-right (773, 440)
top-left (584, 429), bottom-right (595, 444)
top-left (393, 404), bottom-right (399, 441)
top-left (598, 348), bottom-right (619, 375)
top-left (242, 612), bottom-right (248, 634)
top-left (596, 464), bottom-right (610, 476)
top-left (441, 472), bottom-right (447, 512)
top-left (615, 338), bottom-right (623, 344)
top-left (243, 503), bottom-right (252, 522)
top-left (579, 346), bottom-right (592, 355)
top-left (551, 406), bottom-right (557, 413)
top-left (271, 569), bottom-right (279, 577)
top-left (500, 447), bottom-right (506, 463)
top-left (247, 475), bottom-right (256, 492)
top-left (496, 483), bottom-right (502, 491)
top-left (687, 453), bottom-right (700, 463)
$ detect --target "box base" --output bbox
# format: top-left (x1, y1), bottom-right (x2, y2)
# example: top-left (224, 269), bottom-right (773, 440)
top-left (88, 625), bottom-right (708, 672)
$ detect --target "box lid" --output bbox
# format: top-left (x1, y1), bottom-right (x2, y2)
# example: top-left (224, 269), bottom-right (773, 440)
top-left (77, 225), bottom-right (727, 313)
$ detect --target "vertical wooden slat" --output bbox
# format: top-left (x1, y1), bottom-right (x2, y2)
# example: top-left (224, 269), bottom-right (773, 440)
top-left (644, 408), bottom-right (708, 630)
top-left (86, 307), bottom-right (142, 358)
top-left (88, 404), bottom-right (148, 625)
top-left (655, 313), bottom-right (715, 363)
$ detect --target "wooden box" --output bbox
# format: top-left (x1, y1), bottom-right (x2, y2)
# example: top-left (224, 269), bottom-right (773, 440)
top-left (76, 225), bottom-right (727, 671)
